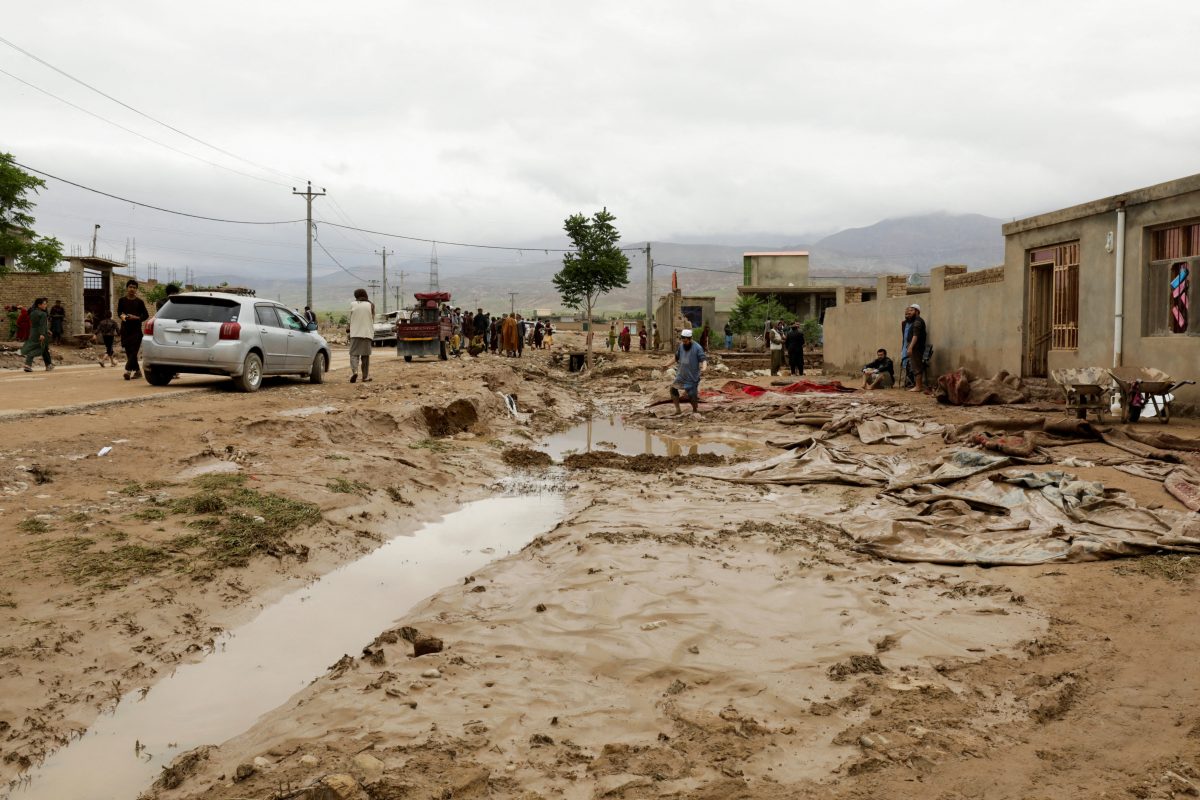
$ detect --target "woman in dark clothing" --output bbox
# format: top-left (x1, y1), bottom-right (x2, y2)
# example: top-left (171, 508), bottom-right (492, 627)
top-left (20, 298), bottom-right (52, 372)
top-left (116, 279), bottom-right (149, 380)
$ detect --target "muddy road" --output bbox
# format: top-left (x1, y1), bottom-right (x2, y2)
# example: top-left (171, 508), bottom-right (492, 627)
top-left (2, 338), bottom-right (1200, 799)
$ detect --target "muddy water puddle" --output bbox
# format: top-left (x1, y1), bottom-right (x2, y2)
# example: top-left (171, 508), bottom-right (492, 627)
top-left (540, 415), bottom-right (762, 460)
top-left (13, 491), bottom-right (565, 800)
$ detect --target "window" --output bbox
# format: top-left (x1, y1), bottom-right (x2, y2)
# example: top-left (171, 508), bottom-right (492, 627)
top-left (277, 307), bottom-right (307, 331)
top-left (1029, 242), bottom-right (1079, 350)
top-left (254, 305), bottom-right (281, 327)
top-left (157, 296), bottom-right (240, 323)
top-left (1145, 222), bottom-right (1200, 336)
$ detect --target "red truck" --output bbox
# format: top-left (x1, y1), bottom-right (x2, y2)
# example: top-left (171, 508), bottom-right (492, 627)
top-left (396, 292), bottom-right (453, 362)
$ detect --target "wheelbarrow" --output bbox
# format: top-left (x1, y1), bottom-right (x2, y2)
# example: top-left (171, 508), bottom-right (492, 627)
top-left (1050, 367), bottom-right (1113, 420)
top-left (1109, 367), bottom-right (1195, 424)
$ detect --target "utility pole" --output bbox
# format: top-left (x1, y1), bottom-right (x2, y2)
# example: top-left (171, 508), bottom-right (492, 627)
top-left (644, 243), bottom-right (654, 349)
top-left (292, 181), bottom-right (326, 309)
top-left (375, 248), bottom-right (394, 314)
top-left (91, 224), bottom-right (100, 258)
top-left (393, 270), bottom-right (409, 312)
top-left (428, 243), bottom-right (439, 292)
top-left (508, 292), bottom-right (518, 315)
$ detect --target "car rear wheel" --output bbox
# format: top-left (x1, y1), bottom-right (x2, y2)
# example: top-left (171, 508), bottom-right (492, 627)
top-left (309, 353), bottom-right (326, 384)
top-left (234, 353), bottom-right (263, 392)
top-left (145, 367), bottom-right (173, 386)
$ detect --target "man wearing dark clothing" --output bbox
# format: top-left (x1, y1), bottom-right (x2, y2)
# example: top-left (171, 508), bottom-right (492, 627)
top-left (474, 310), bottom-right (489, 337)
top-left (117, 279), bottom-right (149, 380)
top-left (156, 284), bottom-right (181, 312)
top-left (49, 300), bottom-right (66, 344)
top-left (862, 349), bottom-right (895, 389)
top-left (784, 322), bottom-right (805, 376)
top-left (906, 303), bottom-right (928, 393)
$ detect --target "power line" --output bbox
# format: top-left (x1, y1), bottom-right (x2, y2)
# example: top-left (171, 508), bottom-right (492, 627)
top-left (312, 229), bottom-right (367, 282)
top-left (0, 66), bottom-right (291, 188)
top-left (0, 34), bottom-right (304, 185)
top-left (653, 262), bottom-right (742, 275)
top-left (313, 218), bottom-right (646, 255)
top-left (14, 161), bottom-right (305, 225)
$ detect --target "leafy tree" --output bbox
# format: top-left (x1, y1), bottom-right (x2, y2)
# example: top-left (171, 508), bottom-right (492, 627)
top-left (727, 294), bottom-right (796, 338)
top-left (800, 318), bottom-right (823, 347)
top-left (552, 208), bottom-right (630, 366)
top-left (0, 153), bottom-right (63, 275)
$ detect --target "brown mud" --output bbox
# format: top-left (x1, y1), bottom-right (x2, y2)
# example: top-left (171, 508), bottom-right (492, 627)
top-left (4, 337), bottom-right (1200, 800)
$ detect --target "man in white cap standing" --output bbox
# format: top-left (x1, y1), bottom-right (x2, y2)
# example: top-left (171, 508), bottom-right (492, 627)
top-left (905, 303), bottom-right (927, 393)
top-left (666, 328), bottom-right (708, 415)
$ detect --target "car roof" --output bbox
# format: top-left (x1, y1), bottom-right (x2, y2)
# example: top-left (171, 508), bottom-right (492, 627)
top-left (171, 291), bottom-right (259, 302)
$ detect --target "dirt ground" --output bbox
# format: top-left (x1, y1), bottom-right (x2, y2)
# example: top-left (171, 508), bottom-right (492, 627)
top-left (3, 334), bottom-right (1200, 800)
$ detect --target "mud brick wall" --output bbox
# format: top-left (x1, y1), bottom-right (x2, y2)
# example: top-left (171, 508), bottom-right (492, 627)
top-left (0, 272), bottom-right (74, 341)
top-left (885, 275), bottom-right (909, 298)
top-left (843, 287), bottom-right (863, 304)
top-left (943, 266), bottom-right (1004, 290)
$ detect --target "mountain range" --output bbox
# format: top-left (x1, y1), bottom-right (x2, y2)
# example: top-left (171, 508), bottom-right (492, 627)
top-left (195, 212), bottom-right (1006, 315)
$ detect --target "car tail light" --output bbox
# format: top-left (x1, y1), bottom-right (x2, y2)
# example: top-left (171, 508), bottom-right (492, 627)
top-left (219, 322), bottom-right (241, 340)
top-left (143, 318), bottom-right (155, 335)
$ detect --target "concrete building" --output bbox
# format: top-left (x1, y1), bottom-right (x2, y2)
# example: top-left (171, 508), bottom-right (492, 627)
top-left (823, 172), bottom-right (1200, 410)
top-left (737, 250), bottom-right (874, 322)
top-left (0, 256), bottom-right (148, 341)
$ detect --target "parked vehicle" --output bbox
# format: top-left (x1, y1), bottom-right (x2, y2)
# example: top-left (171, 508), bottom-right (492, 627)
top-left (372, 310), bottom-right (404, 347)
top-left (141, 292), bottom-right (331, 392)
top-left (396, 292), bottom-right (452, 362)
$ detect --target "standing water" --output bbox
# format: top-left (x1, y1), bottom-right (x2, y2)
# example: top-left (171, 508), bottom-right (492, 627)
top-left (12, 492), bottom-right (565, 800)
top-left (540, 415), bottom-right (760, 461)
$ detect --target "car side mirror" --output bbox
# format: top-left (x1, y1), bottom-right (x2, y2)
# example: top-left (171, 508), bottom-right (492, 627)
top-left (307, 321), bottom-right (318, 332)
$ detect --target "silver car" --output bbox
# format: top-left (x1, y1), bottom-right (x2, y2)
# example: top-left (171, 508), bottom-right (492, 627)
top-left (141, 292), bottom-right (331, 392)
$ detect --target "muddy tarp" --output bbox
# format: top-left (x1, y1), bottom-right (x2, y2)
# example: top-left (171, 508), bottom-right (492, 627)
top-left (769, 407), bottom-right (941, 447)
top-left (1126, 430), bottom-right (1200, 453)
top-left (1113, 461), bottom-right (1200, 512)
top-left (647, 379), bottom-right (854, 408)
top-left (943, 416), bottom-right (1101, 445)
top-left (685, 443), bottom-right (1009, 489)
top-left (935, 369), bottom-right (1030, 406)
top-left (845, 471), bottom-right (1200, 565)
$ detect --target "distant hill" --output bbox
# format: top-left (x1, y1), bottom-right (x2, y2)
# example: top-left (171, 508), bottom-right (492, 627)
top-left (195, 213), bottom-right (1006, 315)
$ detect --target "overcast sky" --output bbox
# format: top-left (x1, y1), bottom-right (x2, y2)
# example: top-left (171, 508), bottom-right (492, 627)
top-left (4, 0), bottom-right (1200, 281)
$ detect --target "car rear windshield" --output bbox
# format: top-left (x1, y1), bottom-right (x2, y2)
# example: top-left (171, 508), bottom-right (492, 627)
top-left (156, 297), bottom-right (241, 323)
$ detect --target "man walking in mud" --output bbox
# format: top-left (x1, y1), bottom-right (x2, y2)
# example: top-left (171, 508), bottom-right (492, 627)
top-left (666, 328), bottom-right (707, 416)
top-left (348, 288), bottom-right (374, 383)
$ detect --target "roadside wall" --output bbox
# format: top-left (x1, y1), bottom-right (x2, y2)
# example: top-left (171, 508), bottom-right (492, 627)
top-left (0, 272), bottom-right (76, 341)
top-left (823, 266), bottom-right (1011, 378)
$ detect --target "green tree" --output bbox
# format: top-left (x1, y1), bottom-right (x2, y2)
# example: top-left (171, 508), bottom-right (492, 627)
top-left (0, 153), bottom-right (63, 275)
top-left (552, 208), bottom-right (631, 366)
top-left (727, 294), bottom-right (796, 338)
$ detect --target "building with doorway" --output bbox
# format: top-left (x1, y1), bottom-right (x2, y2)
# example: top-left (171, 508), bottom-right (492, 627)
top-left (737, 251), bottom-right (874, 322)
top-left (0, 255), bottom-right (150, 341)
top-left (823, 172), bottom-right (1200, 410)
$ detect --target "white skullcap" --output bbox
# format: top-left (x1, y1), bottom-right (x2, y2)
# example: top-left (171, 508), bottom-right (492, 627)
top-left (680, 329), bottom-right (693, 338)
top-left (908, 303), bottom-right (921, 311)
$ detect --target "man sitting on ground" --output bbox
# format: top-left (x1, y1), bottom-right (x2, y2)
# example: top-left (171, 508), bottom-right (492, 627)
top-left (861, 348), bottom-right (895, 389)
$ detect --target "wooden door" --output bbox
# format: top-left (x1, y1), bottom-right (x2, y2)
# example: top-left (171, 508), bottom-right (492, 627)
top-left (1027, 263), bottom-right (1053, 377)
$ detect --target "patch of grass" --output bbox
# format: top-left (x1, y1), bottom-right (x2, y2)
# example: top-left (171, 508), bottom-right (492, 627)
top-left (169, 533), bottom-right (204, 550)
top-left (324, 453), bottom-right (350, 461)
top-left (18, 518), bottom-right (50, 535)
top-left (65, 512), bottom-right (90, 524)
top-left (131, 507), bottom-right (168, 522)
top-left (385, 486), bottom-right (414, 506)
top-left (326, 478), bottom-right (370, 495)
top-left (119, 482), bottom-right (145, 496)
top-left (408, 438), bottom-right (450, 453)
top-left (191, 473), bottom-right (246, 491)
top-left (1116, 555), bottom-right (1200, 582)
top-left (61, 544), bottom-right (174, 588)
top-left (171, 493), bottom-right (227, 514)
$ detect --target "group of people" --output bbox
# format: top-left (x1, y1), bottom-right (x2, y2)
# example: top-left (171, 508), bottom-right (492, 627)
top-left (451, 307), bottom-right (554, 359)
top-left (606, 322), bottom-right (647, 352)
top-left (860, 302), bottom-right (929, 392)
top-left (764, 319), bottom-right (807, 376)
top-left (15, 280), bottom-right (155, 379)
